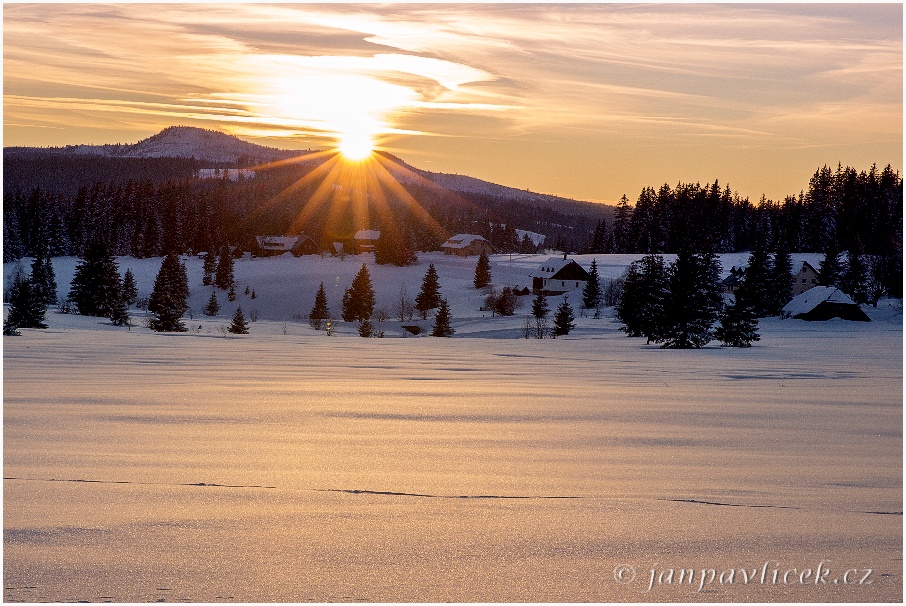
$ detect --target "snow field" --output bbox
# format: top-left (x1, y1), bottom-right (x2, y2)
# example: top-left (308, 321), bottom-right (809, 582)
top-left (2, 251), bottom-right (901, 601)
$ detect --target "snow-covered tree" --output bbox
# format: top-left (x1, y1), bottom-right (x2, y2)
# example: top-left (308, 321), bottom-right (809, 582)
top-left (431, 299), bottom-right (454, 337)
top-left (309, 283), bottom-right (330, 329)
top-left (342, 264), bottom-right (375, 322)
top-left (148, 253), bottom-right (189, 332)
top-left (415, 263), bottom-right (442, 319)
top-left (473, 251), bottom-right (492, 289)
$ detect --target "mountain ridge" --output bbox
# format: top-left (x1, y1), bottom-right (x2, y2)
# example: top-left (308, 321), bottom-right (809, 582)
top-left (5, 126), bottom-right (611, 210)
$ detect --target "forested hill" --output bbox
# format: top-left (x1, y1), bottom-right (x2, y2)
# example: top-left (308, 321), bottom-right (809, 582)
top-left (3, 128), bottom-right (901, 267)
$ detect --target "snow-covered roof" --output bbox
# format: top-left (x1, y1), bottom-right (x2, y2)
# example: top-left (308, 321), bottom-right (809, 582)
top-left (530, 257), bottom-right (579, 278)
top-left (354, 230), bottom-right (381, 240)
top-left (782, 286), bottom-right (857, 316)
top-left (441, 234), bottom-right (488, 249)
top-left (255, 235), bottom-right (305, 251)
top-left (793, 260), bottom-right (818, 275)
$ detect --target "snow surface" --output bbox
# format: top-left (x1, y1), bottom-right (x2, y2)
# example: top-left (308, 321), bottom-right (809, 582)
top-left (3, 252), bottom-right (902, 601)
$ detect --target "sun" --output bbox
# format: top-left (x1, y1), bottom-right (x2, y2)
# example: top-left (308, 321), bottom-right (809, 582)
top-left (338, 131), bottom-right (374, 161)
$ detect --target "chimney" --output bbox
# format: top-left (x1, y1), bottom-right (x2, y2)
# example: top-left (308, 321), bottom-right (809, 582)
top-left (563, 252), bottom-right (567, 260)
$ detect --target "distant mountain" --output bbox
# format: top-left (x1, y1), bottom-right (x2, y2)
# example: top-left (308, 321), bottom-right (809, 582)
top-left (5, 126), bottom-right (301, 164)
top-left (6, 126), bottom-right (609, 212)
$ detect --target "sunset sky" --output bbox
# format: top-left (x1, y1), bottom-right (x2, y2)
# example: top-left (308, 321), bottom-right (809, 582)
top-left (4, 2), bottom-right (902, 204)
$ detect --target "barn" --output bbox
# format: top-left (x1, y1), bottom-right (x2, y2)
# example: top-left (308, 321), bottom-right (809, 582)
top-left (440, 234), bottom-right (496, 257)
top-left (782, 286), bottom-right (870, 321)
top-left (530, 256), bottom-right (591, 295)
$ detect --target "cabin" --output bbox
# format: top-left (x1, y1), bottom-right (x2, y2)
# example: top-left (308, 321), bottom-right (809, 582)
top-left (530, 256), bottom-right (591, 295)
top-left (721, 267), bottom-right (744, 293)
top-left (781, 286), bottom-right (870, 321)
top-left (354, 230), bottom-right (381, 253)
top-left (792, 260), bottom-right (820, 295)
top-left (253, 234), bottom-right (318, 257)
top-left (440, 234), bottom-right (496, 257)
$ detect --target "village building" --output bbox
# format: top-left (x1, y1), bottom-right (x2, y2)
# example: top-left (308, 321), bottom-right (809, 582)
top-left (782, 286), bottom-right (870, 321)
top-left (792, 260), bottom-right (820, 295)
top-left (721, 267), bottom-right (745, 293)
top-left (530, 255), bottom-right (591, 295)
top-left (440, 234), bottom-right (496, 257)
top-left (353, 229), bottom-right (381, 253)
top-left (252, 234), bottom-right (318, 257)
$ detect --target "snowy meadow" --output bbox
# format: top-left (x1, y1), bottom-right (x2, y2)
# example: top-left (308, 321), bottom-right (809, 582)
top-left (4, 252), bottom-right (902, 602)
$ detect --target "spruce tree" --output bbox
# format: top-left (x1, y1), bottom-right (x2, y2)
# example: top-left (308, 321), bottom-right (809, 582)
top-left (840, 250), bottom-right (869, 304)
top-left (616, 254), bottom-right (668, 343)
top-left (309, 282), bottom-right (330, 329)
top-left (68, 238), bottom-right (123, 318)
top-left (227, 285), bottom-right (236, 302)
top-left (817, 240), bottom-right (841, 287)
top-left (121, 268), bottom-right (138, 306)
top-left (473, 251), bottom-right (492, 289)
top-left (202, 251), bottom-right (217, 286)
top-left (714, 293), bottom-right (760, 347)
top-left (552, 297), bottom-right (576, 337)
top-left (4, 273), bottom-right (47, 330)
top-left (431, 299), bottom-right (455, 337)
top-left (203, 291), bottom-right (220, 316)
top-left (661, 248), bottom-right (722, 349)
top-left (342, 264), bottom-right (376, 322)
top-left (30, 245), bottom-right (57, 307)
top-left (737, 241), bottom-right (773, 317)
top-left (109, 292), bottom-right (131, 327)
top-left (357, 317), bottom-right (374, 337)
top-left (530, 289), bottom-right (550, 338)
top-left (148, 253), bottom-right (189, 332)
top-left (214, 246), bottom-right (234, 290)
top-left (612, 194), bottom-right (632, 253)
top-left (228, 306), bottom-right (249, 334)
top-left (615, 262), bottom-right (644, 336)
top-left (769, 245), bottom-right (793, 315)
top-left (415, 263), bottom-right (442, 319)
top-left (581, 259), bottom-right (603, 312)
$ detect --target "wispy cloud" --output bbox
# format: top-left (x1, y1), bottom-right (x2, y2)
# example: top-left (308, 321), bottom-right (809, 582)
top-left (3, 3), bottom-right (901, 201)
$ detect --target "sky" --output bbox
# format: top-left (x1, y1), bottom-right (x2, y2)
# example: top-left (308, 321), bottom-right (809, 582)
top-left (3, 2), bottom-right (902, 204)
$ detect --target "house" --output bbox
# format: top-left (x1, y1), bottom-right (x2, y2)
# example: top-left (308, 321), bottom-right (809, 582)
top-left (253, 234), bottom-right (318, 257)
top-left (440, 234), bottom-right (496, 257)
top-left (792, 260), bottom-right (820, 295)
top-left (354, 230), bottom-right (381, 253)
top-left (530, 255), bottom-right (591, 295)
top-left (781, 286), bottom-right (870, 321)
top-left (721, 267), bottom-right (744, 293)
